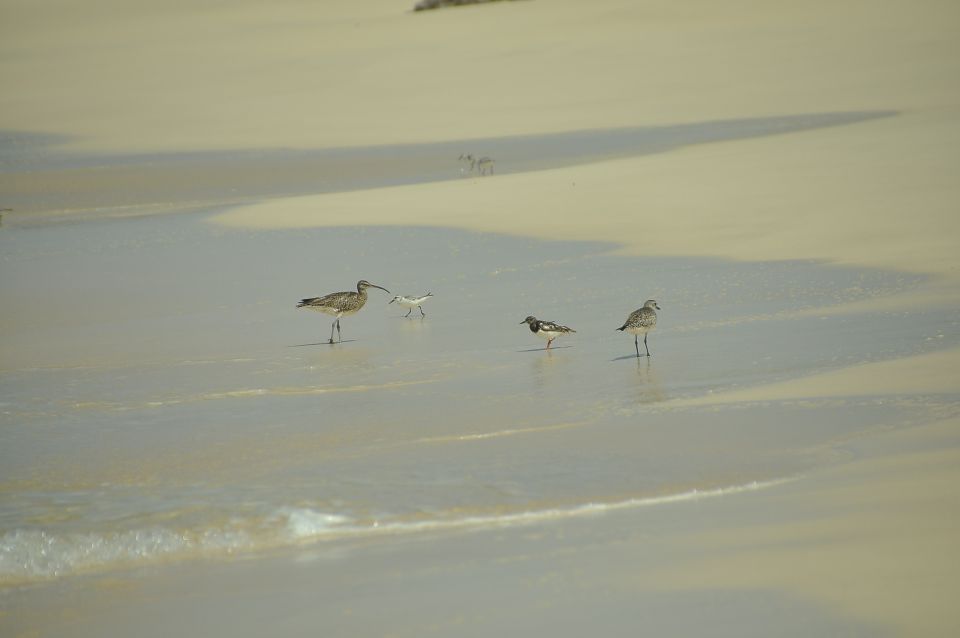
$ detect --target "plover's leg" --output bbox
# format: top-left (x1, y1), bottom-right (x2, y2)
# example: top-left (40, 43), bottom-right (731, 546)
top-left (418, 305), bottom-right (426, 317)
top-left (405, 308), bottom-right (412, 318)
top-left (634, 335), bottom-right (640, 358)
top-left (644, 334), bottom-right (650, 357)
top-left (329, 319), bottom-right (337, 344)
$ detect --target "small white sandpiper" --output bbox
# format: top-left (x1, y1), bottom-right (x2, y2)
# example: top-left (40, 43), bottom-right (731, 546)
top-left (617, 299), bottom-right (660, 357)
top-left (297, 279), bottom-right (390, 343)
top-left (389, 292), bottom-right (434, 317)
top-left (520, 316), bottom-right (576, 350)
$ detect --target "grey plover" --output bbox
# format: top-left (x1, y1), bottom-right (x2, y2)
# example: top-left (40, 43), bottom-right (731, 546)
top-left (521, 316), bottom-right (576, 350)
top-left (389, 292), bottom-right (434, 317)
top-left (617, 299), bottom-right (661, 357)
top-left (297, 280), bottom-right (390, 343)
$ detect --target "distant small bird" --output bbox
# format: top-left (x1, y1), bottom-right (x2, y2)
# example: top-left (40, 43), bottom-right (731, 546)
top-left (458, 153), bottom-right (475, 176)
top-left (389, 293), bottom-right (434, 317)
top-left (457, 154), bottom-right (494, 176)
top-left (520, 316), bottom-right (576, 350)
top-left (297, 280), bottom-right (390, 344)
top-left (475, 156), bottom-right (494, 175)
top-left (617, 299), bottom-right (661, 357)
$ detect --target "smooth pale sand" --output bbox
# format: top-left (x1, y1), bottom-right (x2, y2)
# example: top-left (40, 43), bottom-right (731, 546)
top-left (678, 347), bottom-right (960, 405)
top-left (3, 0), bottom-right (960, 635)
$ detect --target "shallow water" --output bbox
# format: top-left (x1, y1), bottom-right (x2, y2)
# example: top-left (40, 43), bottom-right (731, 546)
top-left (0, 110), bottom-right (894, 218)
top-left (1, 212), bottom-right (955, 588)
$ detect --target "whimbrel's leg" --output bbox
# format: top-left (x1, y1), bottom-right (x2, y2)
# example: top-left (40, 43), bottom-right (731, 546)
top-left (404, 308), bottom-right (412, 318)
top-left (634, 335), bottom-right (640, 358)
top-left (336, 318), bottom-right (342, 342)
top-left (644, 334), bottom-right (650, 357)
top-left (329, 319), bottom-right (337, 344)
top-left (418, 306), bottom-right (425, 317)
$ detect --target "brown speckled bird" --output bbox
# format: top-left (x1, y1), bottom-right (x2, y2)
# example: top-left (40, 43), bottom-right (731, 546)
top-left (617, 299), bottom-right (661, 357)
top-left (297, 280), bottom-right (390, 344)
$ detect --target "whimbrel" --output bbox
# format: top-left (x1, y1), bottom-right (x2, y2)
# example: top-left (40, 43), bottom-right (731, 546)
top-left (297, 280), bottom-right (390, 343)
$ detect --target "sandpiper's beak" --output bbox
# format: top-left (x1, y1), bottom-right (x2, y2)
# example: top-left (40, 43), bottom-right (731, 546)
top-left (388, 297), bottom-right (397, 304)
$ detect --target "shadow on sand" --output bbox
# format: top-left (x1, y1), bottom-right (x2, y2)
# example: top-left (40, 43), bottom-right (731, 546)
top-left (289, 339), bottom-right (359, 347)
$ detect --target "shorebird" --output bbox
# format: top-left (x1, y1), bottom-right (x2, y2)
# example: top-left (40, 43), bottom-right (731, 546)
top-left (457, 154), bottom-right (494, 176)
top-left (475, 156), bottom-right (494, 175)
top-left (617, 299), bottom-right (661, 357)
top-left (520, 316), bottom-right (576, 350)
top-left (297, 280), bottom-right (390, 344)
top-left (458, 154), bottom-right (476, 176)
top-left (389, 292), bottom-right (434, 317)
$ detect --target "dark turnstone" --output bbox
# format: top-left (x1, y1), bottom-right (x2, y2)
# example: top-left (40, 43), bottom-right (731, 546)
top-left (520, 316), bottom-right (576, 350)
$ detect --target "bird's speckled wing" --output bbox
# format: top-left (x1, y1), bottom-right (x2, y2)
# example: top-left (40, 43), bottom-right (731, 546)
top-left (297, 291), bottom-right (353, 309)
top-left (622, 307), bottom-right (656, 330)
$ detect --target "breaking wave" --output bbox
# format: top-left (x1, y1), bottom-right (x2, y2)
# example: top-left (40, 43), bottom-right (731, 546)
top-left (0, 478), bottom-right (791, 585)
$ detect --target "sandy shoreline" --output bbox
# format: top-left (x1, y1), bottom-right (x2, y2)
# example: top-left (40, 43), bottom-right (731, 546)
top-left (211, 107), bottom-right (959, 281)
top-left (3, 0), bottom-right (959, 635)
top-left (2, 1), bottom-right (957, 153)
top-left (4, 418), bottom-right (957, 637)
top-left (676, 347), bottom-right (960, 406)
top-left (649, 417), bottom-right (960, 636)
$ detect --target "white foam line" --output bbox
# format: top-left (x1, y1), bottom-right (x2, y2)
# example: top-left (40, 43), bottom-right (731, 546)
top-left (200, 379), bottom-right (433, 401)
top-left (1, 479), bottom-right (795, 585)
top-left (137, 379), bottom-right (437, 407)
top-left (418, 422), bottom-right (584, 443)
top-left (295, 477), bottom-right (797, 542)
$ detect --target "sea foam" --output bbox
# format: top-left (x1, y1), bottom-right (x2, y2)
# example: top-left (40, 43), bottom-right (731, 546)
top-left (0, 478), bottom-right (791, 584)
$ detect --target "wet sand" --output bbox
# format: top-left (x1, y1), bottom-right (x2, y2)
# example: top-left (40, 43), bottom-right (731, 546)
top-left (2, 0), bottom-right (960, 636)
top-left (5, 420), bottom-right (958, 638)
top-left (0, 111), bottom-right (892, 217)
top-left (2, 219), bottom-right (958, 637)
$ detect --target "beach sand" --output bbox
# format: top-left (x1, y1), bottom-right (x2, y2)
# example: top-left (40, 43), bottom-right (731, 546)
top-left (4, 419), bottom-right (957, 638)
top-left (2, 0), bottom-right (959, 635)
